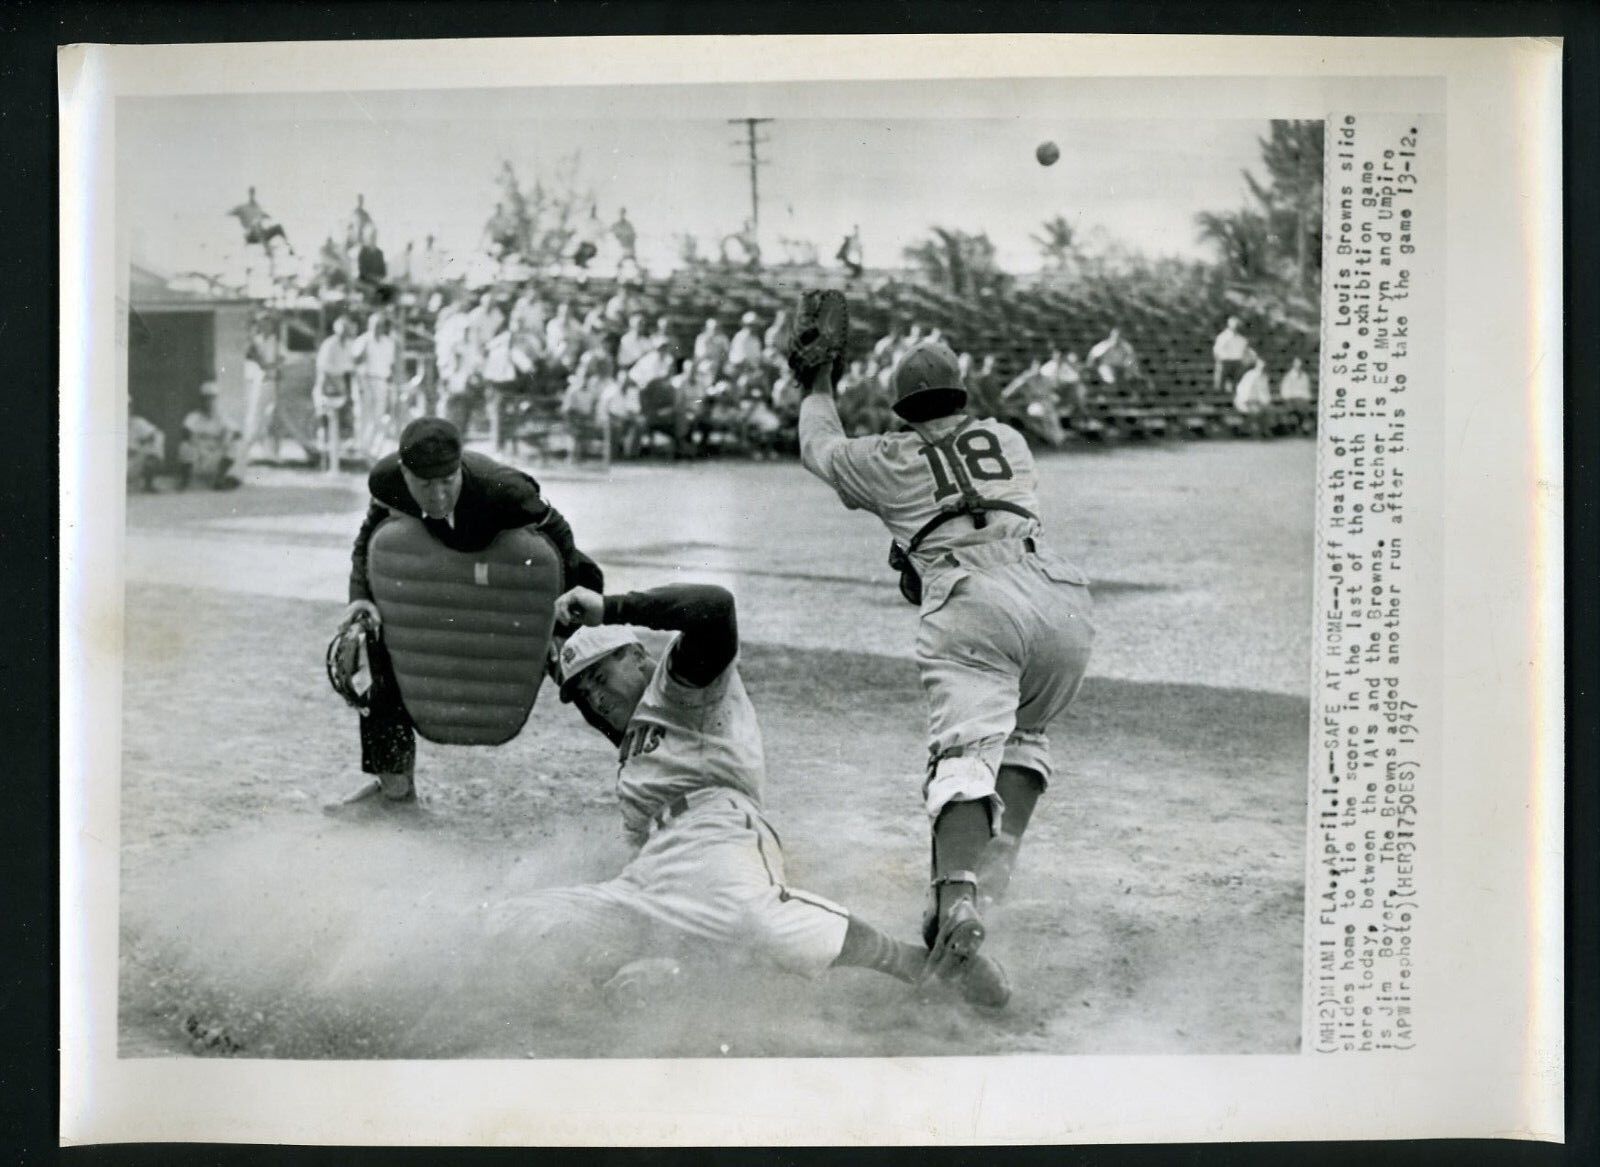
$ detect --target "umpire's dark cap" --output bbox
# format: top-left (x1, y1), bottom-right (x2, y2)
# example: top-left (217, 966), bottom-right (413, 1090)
top-left (399, 418), bottom-right (463, 479)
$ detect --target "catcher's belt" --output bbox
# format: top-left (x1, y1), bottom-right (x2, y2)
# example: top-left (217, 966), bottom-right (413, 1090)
top-left (890, 419), bottom-right (1037, 606)
top-left (365, 514), bottom-right (565, 745)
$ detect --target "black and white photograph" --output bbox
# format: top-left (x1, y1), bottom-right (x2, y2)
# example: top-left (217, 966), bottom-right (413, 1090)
top-left (58, 33), bottom-right (1562, 1148)
top-left (114, 83), bottom-right (1320, 1062)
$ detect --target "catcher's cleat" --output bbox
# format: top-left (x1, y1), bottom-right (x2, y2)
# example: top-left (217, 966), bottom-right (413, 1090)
top-left (322, 772), bottom-right (417, 814)
top-left (976, 833), bottom-right (1021, 909)
top-left (957, 951), bottom-right (1012, 1010)
top-left (922, 889), bottom-right (987, 983)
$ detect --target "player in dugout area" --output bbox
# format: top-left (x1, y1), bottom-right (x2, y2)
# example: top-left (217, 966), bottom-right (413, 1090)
top-left (481, 578), bottom-right (1010, 1009)
top-left (328, 417), bottom-right (604, 810)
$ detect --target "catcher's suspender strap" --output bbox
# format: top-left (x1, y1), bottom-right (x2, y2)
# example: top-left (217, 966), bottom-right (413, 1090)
top-left (905, 420), bottom-right (1037, 557)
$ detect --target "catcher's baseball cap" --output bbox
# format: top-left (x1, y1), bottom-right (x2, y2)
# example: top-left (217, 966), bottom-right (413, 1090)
top-left (399, 418), bottom-right (463, 479)
top-left (891, 341), bottom-right (968, 421)
top-left (557, 625), bottom-right (643, 701)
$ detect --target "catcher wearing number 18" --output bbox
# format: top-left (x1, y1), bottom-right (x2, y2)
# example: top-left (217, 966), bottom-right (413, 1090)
top-left (790, 289), bottom-right (1096, 985)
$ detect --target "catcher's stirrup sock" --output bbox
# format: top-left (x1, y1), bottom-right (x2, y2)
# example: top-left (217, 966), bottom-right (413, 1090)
top-left (994, 764), bottom-right (1045, 837)
top-left (933, 800), bottom-right (990, 916)
top-left (834, 917), bottom-right (925, 984)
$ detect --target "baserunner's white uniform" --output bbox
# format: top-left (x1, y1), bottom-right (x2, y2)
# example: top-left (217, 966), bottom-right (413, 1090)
top-left (488, 637), bottom-right (851, 979)
top-left (799, 391), bottom-right (1096, 828)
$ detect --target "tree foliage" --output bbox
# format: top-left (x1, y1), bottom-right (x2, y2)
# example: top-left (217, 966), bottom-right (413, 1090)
top-left (1195, 119), bottom-right (1324, 296)
top-left (903, 226), bottom-right (1012, 297)
top-left (488, 157), bottom-right (595, 269)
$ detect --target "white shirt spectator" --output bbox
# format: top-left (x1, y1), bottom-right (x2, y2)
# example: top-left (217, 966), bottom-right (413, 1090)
top-left (728, 326), bottom-right (763, 369)
top-left (1234, 364), bottom-right (1274, 412)
top-left (1213, 324), bottom-right (1250, 362)
top-left (617, 326), bottom-right (652, 373)
top-left (353, 328), bottom-right (397, 381)
top-left (1279, 363), bottom-right (1314, 402)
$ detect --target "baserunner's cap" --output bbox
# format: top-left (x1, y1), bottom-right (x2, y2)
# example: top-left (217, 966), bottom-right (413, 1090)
top-left (890, 341), bottom-right (968, 421)
top-left (398, 418), bottom-right (463, 479)
top-left (557, 625), bottom-right (643, 701)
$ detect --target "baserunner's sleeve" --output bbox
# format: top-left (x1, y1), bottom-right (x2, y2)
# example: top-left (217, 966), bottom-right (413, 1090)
top-left (798, 393), bottom-right (880, 512)
top-left (602, 584), bottom-right (737, 689)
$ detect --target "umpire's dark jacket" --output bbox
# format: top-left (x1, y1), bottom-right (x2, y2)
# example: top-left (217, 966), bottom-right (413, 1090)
top-left (348, 449), bottom-right (602, 602)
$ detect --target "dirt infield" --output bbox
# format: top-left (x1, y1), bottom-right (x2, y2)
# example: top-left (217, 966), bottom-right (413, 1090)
top-left (118, 439), bottom-right (1313, 1057)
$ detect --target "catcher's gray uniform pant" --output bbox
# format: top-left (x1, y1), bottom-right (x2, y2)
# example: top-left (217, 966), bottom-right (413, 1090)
top-left (915, 540), bottom-right (1096, 831)
top-left (486, 788), bottom-right (850, 981)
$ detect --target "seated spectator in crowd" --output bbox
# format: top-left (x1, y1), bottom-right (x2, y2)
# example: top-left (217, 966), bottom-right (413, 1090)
top-left (960, 353), bottom-right (1003, 420)
top-left (693, 317), bottom-right (730, 374)
top-left (314, 314), bottom-right (358, 456)
top-left (638, 354), bottom-right (690, 459)
top-left (628, 333), bottom-right (678, 396)
top-left (597, 364), bottom-right (643, 459)
top-left (770, 365), bottom-right (803, 445)
top-left (763, 309), bottom-right (791, 361)
top-left (1042, 349), bottom-right (1087, 421)
top-left (1212, 315), bottom-right (1251, 395)
top-left (1278, 356), bottom-right (1316, 433)
top-left (1087, 327), bottom-right (1143, 386)
top-left (546, 301), bottom-right (585, 372)
top-left (835, 358), bottom-right (895, 437)
top-left (179, 381), bottom-right (242, 490)
top-left (896, 323), bottom-right (925, 362)
top-left (999, 358), bottom-right (1067, 450)
top-left (871, 325), bottom-right (901, 364)
top-left (438, 315), bottom-right (486, 436)
top-left (649, 316), bottom-right (678, 359)
top-left (616, 313), bottom-right (653, 374)
top-left (603, 284), bottom-right (636, 331)
top-left (735, 369), bottom-right (783, 459)
top-left (128, 402), bottom-right (165, 492)
top-left (561, 350), bottom-right (607, 434)
top-left (510, 290), bottom-right (547, 340)
top-left (727, 311), bottom-right (765, 374)
top-left (579, 305), bottom-right (610, 354)
top-left (1232, 356), bottom-right (1275, 436)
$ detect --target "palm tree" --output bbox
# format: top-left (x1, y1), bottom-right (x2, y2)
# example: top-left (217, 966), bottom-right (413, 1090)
top-left (1030, 215), bottom-right (1077, 271)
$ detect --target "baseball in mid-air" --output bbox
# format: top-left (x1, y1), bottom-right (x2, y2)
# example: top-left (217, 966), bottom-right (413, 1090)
top-left (1036, 140), bottom-right (1060, 167)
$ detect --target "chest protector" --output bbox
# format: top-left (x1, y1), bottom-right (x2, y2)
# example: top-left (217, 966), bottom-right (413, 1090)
top-left (367, 514), bottom-right (563, 745)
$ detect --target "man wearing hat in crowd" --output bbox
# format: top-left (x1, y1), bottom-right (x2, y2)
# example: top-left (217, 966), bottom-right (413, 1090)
top-left (483, 576), bottom-right (1010, 1009)
top-left (726, 310), bottom-right (765, 377)
top-left (795, 336), bottom-right (1096, 995)
top-left (329, 417), bottom-right (604, 809)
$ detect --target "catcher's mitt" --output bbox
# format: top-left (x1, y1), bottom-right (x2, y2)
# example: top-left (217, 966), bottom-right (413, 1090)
top-left (785, 288), bottom-right (850, 389)
top-left (325, 608), bottom-right (379, 713)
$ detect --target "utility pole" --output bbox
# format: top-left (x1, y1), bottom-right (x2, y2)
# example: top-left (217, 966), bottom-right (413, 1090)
top-left (728, 117), bottom-right (773, 237)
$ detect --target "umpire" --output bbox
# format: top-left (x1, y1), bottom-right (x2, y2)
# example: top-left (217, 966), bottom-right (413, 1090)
top-left (328, 417), bottom-right (604, 810)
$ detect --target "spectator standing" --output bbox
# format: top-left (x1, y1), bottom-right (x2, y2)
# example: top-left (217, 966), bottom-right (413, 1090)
top-left (836, 224), bottom-right (864, 278)
top-left (483, 319), bottom-right (534, 453)
top-left (179, 382), bottom-right (242, 489)
top-left (352, 313), bottom-right (399, 456)
top-left (240, 316), bottom-right (282, 464)
top-left (314, 315), bottom-right (358, 461)
top-left (872, 326), bottom-right (901, 365)
top-left (1212, 316), bottom-right (1251, 395)
top-left (611, 207), bottom-right (638, 263)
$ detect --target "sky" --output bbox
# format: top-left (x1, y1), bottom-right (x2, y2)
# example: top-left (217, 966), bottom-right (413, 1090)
top-left (118, 88), bottom-right (1275, 284)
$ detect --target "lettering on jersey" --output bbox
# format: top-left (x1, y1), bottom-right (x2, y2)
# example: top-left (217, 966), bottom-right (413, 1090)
top-left (619, 722), bottom-right (665, 761)
top-left (916, 428), bottom-right (1015, 500)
